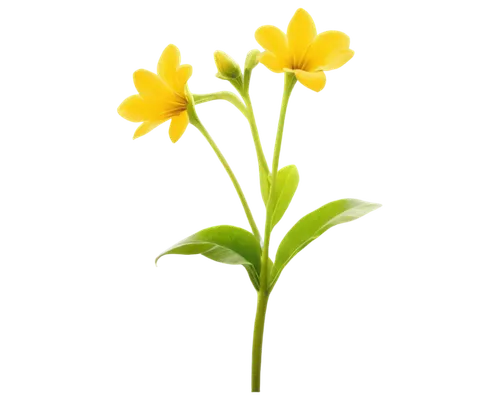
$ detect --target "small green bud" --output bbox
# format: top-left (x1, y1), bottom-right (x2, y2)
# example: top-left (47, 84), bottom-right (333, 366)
top-left (214, 51), bottom-right (242, 80)
top-left (242, 50), bottom-right (261, 94)
top-left (245, 49), bottom-right (261, 72)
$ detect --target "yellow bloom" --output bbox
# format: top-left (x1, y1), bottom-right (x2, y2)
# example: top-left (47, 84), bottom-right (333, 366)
top-left (117, 44), bottom-right (192, 142)
top-left (255, 8), bottom-right (354, 92)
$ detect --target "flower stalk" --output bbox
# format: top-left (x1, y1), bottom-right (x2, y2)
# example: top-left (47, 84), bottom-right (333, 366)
top-left (251, 72), bottom-right (297, 392)
top-left (271, 72), bottom-right (297, 200)
top-left (192, 92), bottom-right (247, 115)
top-left (187, 95), bottom-right (261, 242)
top-left (241, 92), bottom-right (271, 188)
top-left (193, 89), bottom-right (271, 208)
top-left (260, 72), bottom-right (297, 291)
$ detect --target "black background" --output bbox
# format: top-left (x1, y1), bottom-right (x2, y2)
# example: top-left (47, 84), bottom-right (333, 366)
top-left (103, 0), bottom-right (410, 400)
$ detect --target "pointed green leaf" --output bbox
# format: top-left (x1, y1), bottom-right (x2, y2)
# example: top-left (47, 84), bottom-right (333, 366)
top-left (156, 225), bottom-right (262, 290)
top-left (270, 199), bottom-right (381, 289)
top-left (270, 165), bottom-right (299, 229)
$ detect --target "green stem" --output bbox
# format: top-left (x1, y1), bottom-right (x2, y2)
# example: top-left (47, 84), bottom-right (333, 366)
top-left (243, 93), bottom-right (269, 207)
top-left (193, 121), bottom-right (261, 243)
top-left (193, 92), bottom-right (246, 115)
top-left (260, 73), bottom-right (296, 292)
top-left (247, 73), bottom-right (297, 395)
top-left (251, 291), bottom-right (269, 392)
top-left (271, 72), bottom-right (297, 206)
top-left (193, 91), bottom-right (270, 186)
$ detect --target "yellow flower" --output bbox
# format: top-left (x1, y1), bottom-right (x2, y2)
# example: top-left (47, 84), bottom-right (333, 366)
top-left (255, 8), bottom-right (354, 92)
top-left (117, 44), bottom-right (192, 142)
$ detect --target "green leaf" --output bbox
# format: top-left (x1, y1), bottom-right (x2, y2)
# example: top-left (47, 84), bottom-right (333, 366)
top-left (259, 164), bottom-right (270, 204)
top-left (156, 225), bottom-right (262, 290)
top-left (270, 165), bottom-right (299, 229)
top-left (270, 199), bottom-right (381, 289)
top-left (241, 265), bottom-right (260, 292)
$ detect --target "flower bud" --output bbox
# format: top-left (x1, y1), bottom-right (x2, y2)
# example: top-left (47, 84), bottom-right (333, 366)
top-left (214, 50), bottom-right (242, 80)
top-left (245, 49), bottom-right (260, 72)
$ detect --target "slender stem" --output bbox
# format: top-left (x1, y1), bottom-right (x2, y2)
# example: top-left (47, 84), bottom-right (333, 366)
top-left (247, 73), bottom-right (297, 395)
top-left (193, 121), bottom-right (261, 242)
top-left (193, 89), bottom-right (269, 236)
top-left (243, 93), bottom-right (269, 207)
top-left (271, 72), bottom-right (297, 206)
top-left (251, 291), bottom-right (269, 392)
top-left (260, 73), bottom-right (297, 292)
top-left (193, 91), bottom-right (270, 182)
top-left (193, 92), bottom-right (247, 115)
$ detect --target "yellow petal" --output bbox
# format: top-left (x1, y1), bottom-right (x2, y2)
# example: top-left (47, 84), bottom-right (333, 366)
top-left (287, 8), bottom-right (317, 68)
top-left (174, 64), bottom-right (192, 94)
top-left (294, 70), bottom-right (326, 92)
top-left (304, 31), bottom-right (350, 71)
top-left (169, 111), bottom-right (189, 143)
top-left (133, 69), bottom-right (172, 101)
top-left (258, 51), bottom-right (286, 73)
top-left (118, 95), bottom-right (150, 122)
top-left (321, 49), bottom-right (355, 71)
top-left (133, 120), bottom-right (165, 139)
top-left (255, 25), bottom-right (289, 61)
top-left (157, 44), bottom-right (181, 91)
